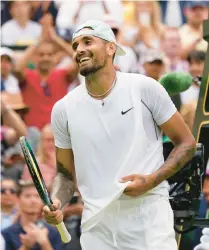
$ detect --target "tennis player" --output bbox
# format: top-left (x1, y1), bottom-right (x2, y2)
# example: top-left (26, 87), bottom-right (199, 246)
top-left (43, 20), bottom-right (196, 250)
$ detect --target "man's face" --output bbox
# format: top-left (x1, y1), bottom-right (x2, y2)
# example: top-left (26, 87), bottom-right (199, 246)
top-left (10, 1), bottom-right (31, 20)
top-left (19, 186), bottom-right (42, 215)
top-left (36, 43), bottom-right (55, 72)
top-left (1, 55), bottom-right (13, 78)
top-left (186, 6), bottom-right (208, 26)
top-left (72, 31), bottom-right (113, 76)
top-left (143, 61), bottom-right (164, 81)
top-left (1, 179), bottom-right (18, 208)
top-left (162, 30), bottom-right (181, 57)
top-left (189, 59), bottom-right (205, 77)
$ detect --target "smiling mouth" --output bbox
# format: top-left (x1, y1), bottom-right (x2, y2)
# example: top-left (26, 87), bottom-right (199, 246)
top-left (78, 57), bottom-right (91, 65)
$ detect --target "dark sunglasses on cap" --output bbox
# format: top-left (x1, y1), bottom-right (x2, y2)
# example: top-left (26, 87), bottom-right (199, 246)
top-left (1, 187), bottom-right (17, 194)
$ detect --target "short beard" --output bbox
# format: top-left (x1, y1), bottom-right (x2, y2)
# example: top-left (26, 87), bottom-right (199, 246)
top-left (80, 64), bottom-right (105, 77)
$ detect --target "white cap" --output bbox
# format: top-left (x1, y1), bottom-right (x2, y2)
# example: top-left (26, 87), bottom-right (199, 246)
top-left (0, 47), bottom-right (14, 60)
top-left (72, 20), bottom-right (126, 56)
top-left (143, 49), bottom-right (165, 64)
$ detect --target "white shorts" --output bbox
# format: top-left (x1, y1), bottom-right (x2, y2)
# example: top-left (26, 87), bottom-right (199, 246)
top-left (80, 194), bottom-right (178, 250)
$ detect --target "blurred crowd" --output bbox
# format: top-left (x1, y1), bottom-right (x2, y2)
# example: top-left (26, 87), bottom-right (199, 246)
top-left (1, 1), bottom-right (209, 250)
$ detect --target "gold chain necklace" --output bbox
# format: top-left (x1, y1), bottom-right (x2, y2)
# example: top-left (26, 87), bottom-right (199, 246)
top-left (87, 76), bottom-right (117, 98)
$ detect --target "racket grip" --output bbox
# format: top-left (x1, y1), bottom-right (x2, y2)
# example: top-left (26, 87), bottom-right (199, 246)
top-left (56, 221), bottom-right (71, 243)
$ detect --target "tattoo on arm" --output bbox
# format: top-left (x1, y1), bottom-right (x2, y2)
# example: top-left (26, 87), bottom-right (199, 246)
top-left (152, 143), bottom-right (196, 188)
top-left (51, 160), bottom-right (75, 209)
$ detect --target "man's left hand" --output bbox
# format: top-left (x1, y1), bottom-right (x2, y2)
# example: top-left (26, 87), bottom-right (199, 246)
top-left (120, 174), bottom-right (154, 197)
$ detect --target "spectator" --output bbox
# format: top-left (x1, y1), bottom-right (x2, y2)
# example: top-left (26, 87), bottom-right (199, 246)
top-left (1, 0), bottom-right (12, 26)
top-left (15, 31), bottom-right (78, 129)
top-left (180, 100), bottom-right (197, 131)
top-left (0, 234), bottom-right (5, 250)
top-left (62, 192), bottom-right (83, 250)
top-left (1, 125), bottom-right (25, 182)
top-left (1, 1), bottom-right (42, 46)
top-left (1, 178), bottom-right (19, 231)
top-left (141, 49), bottom-right (165, 81)
top-left (121, 0), bottom-right (165, 62)
top-left (159, 0), bottom-right (187, 27)
top-left (56, 0), bottom-right (123, 30)
top-left (30, 1), bottom-right (58, 24)
top-left (1, 47), bottom-right (20, 94)
top-left (179, 1), bottom-right (208, 59)
top-left (22, 124), bottom-right (56, 188)
top-left (104, 14), bottom-right (138, 73)
top-left (1, 180), bottom-right (62, 250)
top-left (1, 94), bottom-right (28, 137)
top-left (1, 92), bottom-right (40, 153)
top-left (181, 50), bottom-right (205, 105)
top-left (161, 27), bottom-right (189, 73)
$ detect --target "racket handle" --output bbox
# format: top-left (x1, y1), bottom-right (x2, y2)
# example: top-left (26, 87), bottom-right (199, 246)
top-left (56, 221), bottom-right (71, 243)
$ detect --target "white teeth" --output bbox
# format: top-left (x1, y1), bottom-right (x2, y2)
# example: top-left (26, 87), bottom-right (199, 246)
top-left (80, 57), bottom-right (90, 63)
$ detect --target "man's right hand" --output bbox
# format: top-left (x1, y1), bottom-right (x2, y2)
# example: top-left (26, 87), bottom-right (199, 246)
top-left (43, 199), bottom-right (64, 225)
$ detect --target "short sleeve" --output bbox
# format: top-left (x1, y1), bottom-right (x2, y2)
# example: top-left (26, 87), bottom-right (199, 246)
top-left (141, 77), bottom-right (177, 126)
top-left (51, 99), bottom-right (72, 149)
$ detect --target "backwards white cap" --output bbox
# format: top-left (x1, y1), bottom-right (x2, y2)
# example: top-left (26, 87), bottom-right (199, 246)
top-left (72, 20), bottom-right (126, 56)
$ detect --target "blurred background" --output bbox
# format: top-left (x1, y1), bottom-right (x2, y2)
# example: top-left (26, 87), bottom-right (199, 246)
top-left (1, 1), bottom-right (209, 250)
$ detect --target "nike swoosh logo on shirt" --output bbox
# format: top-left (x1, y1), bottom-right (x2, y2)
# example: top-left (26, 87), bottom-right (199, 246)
top-left (121, 107), bottom-right (134, 115)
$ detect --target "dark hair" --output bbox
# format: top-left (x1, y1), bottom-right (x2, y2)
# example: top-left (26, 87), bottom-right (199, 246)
top-left (188, 50), bottom-right (206, 63)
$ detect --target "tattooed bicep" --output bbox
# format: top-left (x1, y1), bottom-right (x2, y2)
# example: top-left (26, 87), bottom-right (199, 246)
top-left (56, 147), bottom-right (75, 178)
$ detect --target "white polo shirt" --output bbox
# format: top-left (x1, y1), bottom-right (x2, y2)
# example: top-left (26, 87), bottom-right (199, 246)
top-left (51, 71), bottom-right (177, 232)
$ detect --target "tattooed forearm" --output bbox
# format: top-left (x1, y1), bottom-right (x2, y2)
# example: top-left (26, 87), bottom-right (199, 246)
top-left (51, 161), bottom-right (75, 210)
top-left (151, 142), bottom-right (196, 188)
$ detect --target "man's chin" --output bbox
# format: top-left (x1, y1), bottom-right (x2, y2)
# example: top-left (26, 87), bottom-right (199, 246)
top-left (80, 65), bottom-right (103, 77)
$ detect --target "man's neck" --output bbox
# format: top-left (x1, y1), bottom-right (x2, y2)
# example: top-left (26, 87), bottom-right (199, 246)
top-left (15, 18), bottom-right (28, 28)
top-left (1, 205), bottom-right (16, 215)
top-left (20, 213), bottom-right (39, 227)
top-left (85, 67), bottom-right (117, 100)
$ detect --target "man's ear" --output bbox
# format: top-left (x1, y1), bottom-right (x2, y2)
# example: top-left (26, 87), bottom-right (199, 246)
top-left (106, 42), bottom-right (116, 57)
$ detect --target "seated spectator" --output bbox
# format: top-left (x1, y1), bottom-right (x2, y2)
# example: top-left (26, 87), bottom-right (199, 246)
top-left (121, 0), bottom-right (165, 62)
top-left (161, 27), bottom-right (189, 73)
top-left (180, 100), bottom-right (197, 131)
top-left (104, 14), bottom-right (138, 73)
top-left (30, 1), bottom-right (58, 24)
top-left (1, 180), bottom-right (62, 250)
top-left (179, 1), bottom-right (208, 59)
top-left (1, 178), bottom-right (19, 231)
top-left (1, 47), bottom-right (20, 94)
top-left (180, 50), bottom-right (205, 105)
top-left (56, 0), bottom-right (123, 30)
top-left (140, 49), bottom-right (165, 81)
top-left (62, 191), bottom-right (83, 250)
top-left (1, 0), bottom-right (12, 26)
top-left (0, 234), bottom-right (5, 250)
top-left (22, 124), bottom-right (56, 188)
top-left (1, 92), bottom-right (40, 152)
top-left (15, 31), bottom-right (78, 129)
top-left (159, 1), bottom-right (187, 27)
top-left (1, 93), bottom-right (28, 138)
top-left (1, 1), bottom-right (42, 46)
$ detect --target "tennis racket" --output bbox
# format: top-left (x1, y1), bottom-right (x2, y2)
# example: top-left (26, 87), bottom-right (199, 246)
top-left (19, 136), bottom-right (71, 243)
